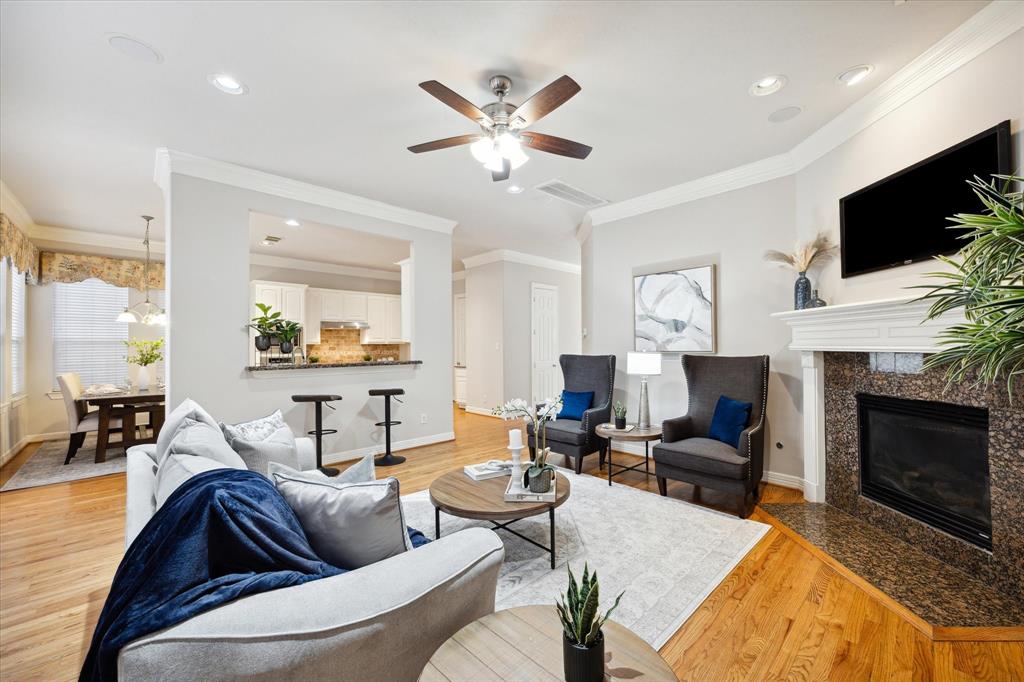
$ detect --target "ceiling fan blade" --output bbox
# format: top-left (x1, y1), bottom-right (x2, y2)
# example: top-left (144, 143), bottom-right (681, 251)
top-left (419, 81), bottom-right (494, 126)
top-left (520, 132), bottom-right (592, 159)
top-left (491, 158), bottom-right (511, 182)
top-left (511, 75), bottom-right (581, 127)
top-left (407, 134), bottom-right (481, 154)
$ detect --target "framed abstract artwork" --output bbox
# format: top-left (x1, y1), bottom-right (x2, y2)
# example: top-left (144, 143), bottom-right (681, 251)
top-left (633, 264), bottom-right (716, 352)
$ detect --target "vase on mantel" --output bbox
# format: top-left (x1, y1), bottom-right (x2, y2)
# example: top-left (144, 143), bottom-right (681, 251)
top-left (794, 271), bottom-right (811, 310)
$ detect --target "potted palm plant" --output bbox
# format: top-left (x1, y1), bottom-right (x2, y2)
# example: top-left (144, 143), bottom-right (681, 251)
top-left (917, 175), bottom-right (1022, 399)
top-left (556, 564), bottom-right (624, 682)
top-left (493, 396), bottom-right (562, 492)
top-left (249, 303), bottom-right (281, 351)
top-left (276, 320), bottom-right (302, 355)
top-left (125, 338), bottom-right (164, 391)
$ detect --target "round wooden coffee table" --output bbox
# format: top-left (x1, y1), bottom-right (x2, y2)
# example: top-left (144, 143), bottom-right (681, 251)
top-left (420, 605), bottom-right (677, 681)
top-left (429, 469), bottom-right (570, 569)
top-left (595, 423), bottom-right (662, 486)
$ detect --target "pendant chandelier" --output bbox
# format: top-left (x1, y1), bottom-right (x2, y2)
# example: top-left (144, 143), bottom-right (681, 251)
top-left (116, 215), bottom-right (166, 325)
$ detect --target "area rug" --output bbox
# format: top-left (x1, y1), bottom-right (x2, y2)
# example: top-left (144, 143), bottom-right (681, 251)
top-left (1, 435), bottom-right (128, 492)
top-left (401, 468), bottom-right (770, 648)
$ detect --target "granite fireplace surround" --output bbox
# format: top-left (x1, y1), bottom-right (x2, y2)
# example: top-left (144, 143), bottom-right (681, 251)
top-left (823, 352), bottom-right (1024, 602)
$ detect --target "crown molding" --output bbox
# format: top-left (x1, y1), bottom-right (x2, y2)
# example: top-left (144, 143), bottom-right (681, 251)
top-left (30, 224), bottom-right (163, 256)
top-left (249, 253), bottom-right (400, 281)
top-left (587, 2), bottom-right (1024, 227)
top-left (575, 214), bottom-right (593, 245)
top-left (461, 249), bottom-right (581, 274)
top-left (452, 270), bottom-right (466, 281)
top-left (154, 148), bottom-right (458, 235)
top-left (0, 181), bottom-right (37, 233)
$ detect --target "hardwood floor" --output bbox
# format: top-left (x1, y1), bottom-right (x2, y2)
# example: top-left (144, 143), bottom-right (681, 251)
top-left (1, 408), bottom-right (1020, 680)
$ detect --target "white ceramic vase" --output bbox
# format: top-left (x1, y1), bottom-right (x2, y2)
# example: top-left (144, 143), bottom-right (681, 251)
top-left (135, 365), bottom-right (154, 391)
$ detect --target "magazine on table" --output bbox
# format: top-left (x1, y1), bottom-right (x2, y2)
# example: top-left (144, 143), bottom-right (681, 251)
top-left (463, 460), bottom-right (512, 481)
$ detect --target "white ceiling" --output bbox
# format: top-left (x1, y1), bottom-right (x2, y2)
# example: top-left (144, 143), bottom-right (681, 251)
top-left (249, 211), bottom-right (408, 270)
top-left (0, 1), bottom-right (987, 267)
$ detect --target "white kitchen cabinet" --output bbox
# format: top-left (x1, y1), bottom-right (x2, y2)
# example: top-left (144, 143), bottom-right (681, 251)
top-left (321, 290), bottom-right (343, 320)
top-left (386, 297), bottom-right (402, 343)
top-left (362, 295), bottom-right (389, 344)
top-left (305, 289), bottom-right (323, 344)
top-left (250, 281), bottom-right (306, 328)
top-left (342, 292), bottom-right (368, 321)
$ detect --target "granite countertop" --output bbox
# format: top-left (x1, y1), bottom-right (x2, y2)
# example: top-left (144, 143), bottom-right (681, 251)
top-left (246, 360), bottom-right (422, 371)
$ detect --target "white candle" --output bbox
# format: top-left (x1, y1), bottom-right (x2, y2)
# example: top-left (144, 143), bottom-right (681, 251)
top-left (508, 428), bottom-right (523, 448)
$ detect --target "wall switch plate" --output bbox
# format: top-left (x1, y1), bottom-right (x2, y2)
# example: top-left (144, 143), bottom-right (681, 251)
top-left (420, 413), bottom-right (428, 424)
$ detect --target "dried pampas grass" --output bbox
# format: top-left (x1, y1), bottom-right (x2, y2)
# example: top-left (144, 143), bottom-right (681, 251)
top-left (764, 232), bottom-right (838, 272)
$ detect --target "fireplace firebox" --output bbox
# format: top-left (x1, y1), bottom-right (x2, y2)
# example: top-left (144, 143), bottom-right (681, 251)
top-left (856, 393), bottom-right (991, 550)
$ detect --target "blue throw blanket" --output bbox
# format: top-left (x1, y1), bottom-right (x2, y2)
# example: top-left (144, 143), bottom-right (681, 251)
top-left (81, 469), bottom-right (428, 681)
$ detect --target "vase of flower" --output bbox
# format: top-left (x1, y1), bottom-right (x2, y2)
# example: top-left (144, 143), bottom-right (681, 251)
top-left (125, 338), bottom-right (164, 392)
top-left (528, 449), bottom-right (555, 493)
top-left (794, 272), bottom-right (811, 310)
top-left (493, 395), bottom-right (564, 491)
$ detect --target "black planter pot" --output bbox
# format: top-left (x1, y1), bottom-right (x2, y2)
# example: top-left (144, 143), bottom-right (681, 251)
top-left (254, 335), bottom-right (271, 351)
top-left (563, 633), bottom-right (604, 682)
top-left (279, 340), bottom-right (294, 354)
top-left (614, 416), bottom-right (626, 429)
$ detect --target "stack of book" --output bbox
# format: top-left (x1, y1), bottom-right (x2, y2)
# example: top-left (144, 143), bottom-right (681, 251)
top-left (463, 461), bottom-right (510, 481)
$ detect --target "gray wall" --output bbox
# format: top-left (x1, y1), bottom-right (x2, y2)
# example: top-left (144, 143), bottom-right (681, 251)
top-left (166, 173), bottom-right (453, 457)
top-left (582, 176), bottom-right (802, 476)
top-left (464, 261), bottom-right (504, 411)
top-left (249, 264), bottom-right (401, 294)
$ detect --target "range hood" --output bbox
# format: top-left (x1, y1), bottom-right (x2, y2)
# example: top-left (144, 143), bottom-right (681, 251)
top-left (321, 320), bottom-right (370, 330)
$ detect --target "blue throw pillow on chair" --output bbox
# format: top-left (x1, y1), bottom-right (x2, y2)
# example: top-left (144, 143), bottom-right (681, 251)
top-left (558, 390), bottom-right (594, 421)
top-left (708, 395), bottom-right (752, 448)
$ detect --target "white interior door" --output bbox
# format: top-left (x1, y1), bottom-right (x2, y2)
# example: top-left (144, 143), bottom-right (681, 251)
top-left (531, 283), bottom-right (561, 405)
top-left (453, 294), bottom-right (466, 367)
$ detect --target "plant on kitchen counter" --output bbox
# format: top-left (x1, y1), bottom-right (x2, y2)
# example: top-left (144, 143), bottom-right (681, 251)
top-left (308, 355), bottom-right (320, 364)
top-left (276, 320), bottom-right (302, 355)
top-left (249, 303), bottom-right (282, 351)
top-left (362, 353), bottom-right (373, 362)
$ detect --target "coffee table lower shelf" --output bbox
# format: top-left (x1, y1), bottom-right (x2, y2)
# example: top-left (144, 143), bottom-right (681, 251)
top-left (435, 506), bottom-right (557, 569)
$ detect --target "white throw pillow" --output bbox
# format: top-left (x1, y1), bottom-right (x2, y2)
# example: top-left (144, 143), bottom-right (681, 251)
top-left (167, 418), bottom-right (247, 469)
top-left (155, 454), bottom-right (229, 508)
top-left (269, 464), bottom-right (411, 570)
top-left (220, 410), bottom-right (286, 444)
top-left (156, 398), bottom-right (219, 463)
top-left (228, 425), bottom-right (299, 475)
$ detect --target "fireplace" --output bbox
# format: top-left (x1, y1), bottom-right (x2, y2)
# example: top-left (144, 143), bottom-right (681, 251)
top-left (857, 393), bottom-right (991, 550)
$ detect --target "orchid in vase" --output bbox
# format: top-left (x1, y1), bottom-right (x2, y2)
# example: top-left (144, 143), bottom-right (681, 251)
top-left (493, 396), bottom-right (563, 492)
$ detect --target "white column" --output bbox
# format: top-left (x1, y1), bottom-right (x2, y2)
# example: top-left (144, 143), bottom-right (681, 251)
top-left (801, 350), bottom-right (826, 502)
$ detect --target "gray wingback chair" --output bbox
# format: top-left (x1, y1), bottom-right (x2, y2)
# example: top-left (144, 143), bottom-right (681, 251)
top-left (652, 354), bottom-right (769, 517)
top-left (528, 354), bottom-right (615, 474)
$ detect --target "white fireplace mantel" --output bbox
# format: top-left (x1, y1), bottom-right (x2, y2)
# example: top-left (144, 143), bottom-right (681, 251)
top-left (771, 295), bottom-right (966, 502)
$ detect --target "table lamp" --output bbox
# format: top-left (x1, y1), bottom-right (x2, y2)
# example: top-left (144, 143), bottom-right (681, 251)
top-left (627, 352), bottom-right (662, 429)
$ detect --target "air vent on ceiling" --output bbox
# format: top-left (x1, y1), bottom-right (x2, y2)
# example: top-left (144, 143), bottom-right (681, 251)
top-left (533, 180), bottom-right (607, 209)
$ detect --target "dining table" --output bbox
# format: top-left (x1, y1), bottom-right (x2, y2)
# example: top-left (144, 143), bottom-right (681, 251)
top-left (75, 388), bottom-right (166, 463)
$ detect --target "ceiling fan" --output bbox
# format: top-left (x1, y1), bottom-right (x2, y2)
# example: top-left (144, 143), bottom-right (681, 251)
top-left (408, 74), bottom-right (592, 182)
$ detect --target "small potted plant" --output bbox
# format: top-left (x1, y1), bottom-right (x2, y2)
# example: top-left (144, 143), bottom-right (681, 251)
top-left (362, 353), bottom-right (373, 362)
top-left (249, 303), bottom-right (281, 351)
top-left (556, 564), bottom-right (623, 682)
top-left (125, 338), bottom-right (164, 391)
top-left (276, 320), bottom-right (302, 355)
top-left (493, 396), bottom-right (562, 493)
top-left (613, 401), bottom-right (627, 430)
top-left (308, 355), bottom-right (320, 364)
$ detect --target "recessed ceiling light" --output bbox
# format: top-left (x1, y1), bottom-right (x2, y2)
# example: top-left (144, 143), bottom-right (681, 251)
top-left (768, 106), bottom-right (803, 123)
top-left (208, 73), bottom-right (248, 95)
top-left (749, 74), bottom-right (787, 96)
top-left (506, 185), bottom-right (524, 194)
top-left (284, 219), bottom-right (300, 227)
top-left (837, 64), bottom-right (874, 87)
top-left (107, 34), bottom-right (163, 63)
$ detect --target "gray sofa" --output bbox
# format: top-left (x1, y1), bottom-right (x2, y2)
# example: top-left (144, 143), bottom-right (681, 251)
top-left (122, 443), bottom-right (505, 681)
top-left (528, 354), bottom-right (615, 474)
top-left (652, 354), bottom-right (769, 518)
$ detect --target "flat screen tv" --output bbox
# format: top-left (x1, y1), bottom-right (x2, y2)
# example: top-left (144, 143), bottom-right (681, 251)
top-left (839, 120), bottom-right (1012, 278)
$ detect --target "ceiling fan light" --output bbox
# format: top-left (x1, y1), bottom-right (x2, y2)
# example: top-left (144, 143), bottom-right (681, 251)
top-left (507, 145), bottom-right (529, 170)
top-left (483, 153), bottom-right (506, 173)
top-left (470, 138), bottom-right (494, 164)
top-left (496, 132), bottom-right (521, 157)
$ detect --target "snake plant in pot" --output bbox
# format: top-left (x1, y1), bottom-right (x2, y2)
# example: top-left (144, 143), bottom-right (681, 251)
top-left (556, 563), bottom-right (624, 682)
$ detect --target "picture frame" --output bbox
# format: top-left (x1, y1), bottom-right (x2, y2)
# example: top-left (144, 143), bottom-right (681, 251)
top-left (633, 264), bottom-right (716, 353)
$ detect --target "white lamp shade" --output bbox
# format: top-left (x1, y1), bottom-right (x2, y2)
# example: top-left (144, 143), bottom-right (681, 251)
top-left (627, 351), bottom-right (662, 376)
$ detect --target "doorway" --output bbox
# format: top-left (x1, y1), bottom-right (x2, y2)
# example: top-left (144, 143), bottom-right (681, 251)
top-left (530, 283), bottom-right (561, 405)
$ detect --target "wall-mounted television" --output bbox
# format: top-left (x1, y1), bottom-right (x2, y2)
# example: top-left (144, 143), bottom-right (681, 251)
top-left (839, 120), bottom-right (1012, 278)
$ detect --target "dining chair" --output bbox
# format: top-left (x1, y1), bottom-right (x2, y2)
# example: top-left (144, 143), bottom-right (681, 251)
top-left (57, 373), bottom-right (126, 465)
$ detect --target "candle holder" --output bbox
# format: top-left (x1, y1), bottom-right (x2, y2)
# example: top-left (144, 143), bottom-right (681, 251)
top-left (508, 445), bottom-right (525, 491)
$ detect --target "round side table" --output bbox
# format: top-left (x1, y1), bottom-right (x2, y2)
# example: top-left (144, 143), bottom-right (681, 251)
top-left (420, 605), bottom-right (677, 681)
top-left (595, 423), bottom-right (662, 486)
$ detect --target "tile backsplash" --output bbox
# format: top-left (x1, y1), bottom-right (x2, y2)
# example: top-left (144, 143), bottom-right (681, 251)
top-left (305, 328), bottom-right (402, 363)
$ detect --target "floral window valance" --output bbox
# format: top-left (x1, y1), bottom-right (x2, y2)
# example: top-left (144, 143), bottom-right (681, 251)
top-left (0, 213), bottom-right (40, 283)
top-left (39, 251), bottom-right (164, 291)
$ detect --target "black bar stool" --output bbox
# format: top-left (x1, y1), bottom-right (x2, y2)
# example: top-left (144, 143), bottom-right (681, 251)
top-left (291, 394), bottom-right (342, 476)
top-left (369, 388), bottom-right (405, 466)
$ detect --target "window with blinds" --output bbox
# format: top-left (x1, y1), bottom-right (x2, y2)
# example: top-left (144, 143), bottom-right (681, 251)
top-left (53, 279), bottom-right (130, 387)
top-left (10, 266), bottom-right (26, 396)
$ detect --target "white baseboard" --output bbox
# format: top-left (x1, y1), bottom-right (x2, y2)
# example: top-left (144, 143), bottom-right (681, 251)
top-left (1, 431), bottom-right (68, 468)
top-left (609, 441), bottom-right (805, 491)
top-left (323, 431), bottom-right (456, 465)
top-left (464, 406), bottom-right (500, 418)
